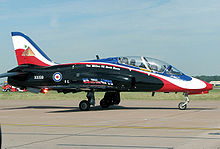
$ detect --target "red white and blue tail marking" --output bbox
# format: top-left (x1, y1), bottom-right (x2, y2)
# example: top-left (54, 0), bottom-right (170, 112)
top-left (11, 32), bottom-right (56, 66)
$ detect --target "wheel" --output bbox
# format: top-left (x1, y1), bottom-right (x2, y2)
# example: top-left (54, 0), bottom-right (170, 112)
top-left (113, 92), bottom-right (120, 105)
top-left (104, 92), bottom-right (120, 105)
top-left (103, 92), bottom-right (114, 106)
top-left (100, 99), bottom-right (110, 108)
top-left (178, 102), bottom-right (187, 110)
top-left (79, 100), bottom-right (90, 111)
top-left (114, 98), bottom-right (120, 105)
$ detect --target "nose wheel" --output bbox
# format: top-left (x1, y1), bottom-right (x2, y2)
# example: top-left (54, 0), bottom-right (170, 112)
top-left (178, 102), bottom-right (187, 110)
top-left (178, 93), bottom-right (190, 110)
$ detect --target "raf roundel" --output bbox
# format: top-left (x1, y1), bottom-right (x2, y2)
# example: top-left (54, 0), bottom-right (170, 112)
top-left (53, 72), bottom-right (62, 82)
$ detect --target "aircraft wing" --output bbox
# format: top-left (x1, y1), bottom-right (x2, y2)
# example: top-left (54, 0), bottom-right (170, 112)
top-left (0, 72), bottom-right (24, 78)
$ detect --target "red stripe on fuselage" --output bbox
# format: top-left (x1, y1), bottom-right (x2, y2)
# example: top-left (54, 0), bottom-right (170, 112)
top-left (15, 49), bottom-right (50, 66)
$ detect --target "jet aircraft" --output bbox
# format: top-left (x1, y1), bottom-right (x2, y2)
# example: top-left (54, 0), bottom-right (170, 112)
top-left (0, 32), bottom-right (213, 111)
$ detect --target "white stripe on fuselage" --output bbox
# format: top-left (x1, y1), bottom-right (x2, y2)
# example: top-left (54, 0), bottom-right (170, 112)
top-left (154, 74), bottom-right (206, 89)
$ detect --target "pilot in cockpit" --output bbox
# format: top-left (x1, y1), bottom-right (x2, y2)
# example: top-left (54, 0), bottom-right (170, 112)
top-left (121, 57), bottom-right (128, 64)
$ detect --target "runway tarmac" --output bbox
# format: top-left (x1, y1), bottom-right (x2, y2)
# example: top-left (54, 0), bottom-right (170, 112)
top-left (0, 99), bottom-right (220, 149)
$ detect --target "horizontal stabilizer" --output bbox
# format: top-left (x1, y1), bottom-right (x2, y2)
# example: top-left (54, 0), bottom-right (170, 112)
top-left (0, 72), bottom-right (24, 78)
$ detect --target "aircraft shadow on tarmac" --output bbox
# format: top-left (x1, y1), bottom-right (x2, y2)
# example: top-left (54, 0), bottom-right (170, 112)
top-left (1, 106), bottom-right (215, 113)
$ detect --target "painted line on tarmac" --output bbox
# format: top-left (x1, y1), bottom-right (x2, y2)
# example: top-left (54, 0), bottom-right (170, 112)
top-left (2, 123), bottom-right (220, 131)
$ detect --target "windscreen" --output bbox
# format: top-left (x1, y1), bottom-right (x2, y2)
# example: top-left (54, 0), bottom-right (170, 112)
top-left (144, 57), bottom-right (169, 73)
top-left (166, 66), bottom-right (183, 75)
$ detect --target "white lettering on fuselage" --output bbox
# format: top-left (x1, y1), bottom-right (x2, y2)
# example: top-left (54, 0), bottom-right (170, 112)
top-left (64, 80), bottom-right (70, 83)
top-left (34, 75), bottom-right (44, 80)
top-left (92, 65), bottom-right (101, 68)
top-left (86, 64), bottom-right (120, 70)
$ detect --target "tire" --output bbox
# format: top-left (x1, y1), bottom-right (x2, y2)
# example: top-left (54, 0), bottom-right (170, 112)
top-left (79, 100), bottom-right (90, 111)
top-left (178, 102), bottom-right (187, 110)
top-left (113, 92), bottom-right (120, 105)
top-left (104, 92), bottom-right (120, 105)
top-left (100, 99), bottom-right (110, 108)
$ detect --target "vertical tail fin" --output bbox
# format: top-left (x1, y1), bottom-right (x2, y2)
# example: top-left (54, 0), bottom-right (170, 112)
top-left (11, 32), bottom-right (56, 66)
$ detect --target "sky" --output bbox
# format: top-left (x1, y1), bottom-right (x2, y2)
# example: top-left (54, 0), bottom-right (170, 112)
top-left (0, 0), bottom-right (220, 79)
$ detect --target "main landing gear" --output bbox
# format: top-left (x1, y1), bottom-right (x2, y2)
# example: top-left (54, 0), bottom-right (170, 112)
top-left (79, 91), bottom-right (120, 111)
top-left (79, 91), bottom-right (95, 111)
top-left (178, 93), bottom-right (190, 110)
top-left (100, 92), bottom-right (120, 108)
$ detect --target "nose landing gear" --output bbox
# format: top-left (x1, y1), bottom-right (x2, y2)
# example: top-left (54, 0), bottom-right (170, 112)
top-left (178, 93), bottom-right (190, 110)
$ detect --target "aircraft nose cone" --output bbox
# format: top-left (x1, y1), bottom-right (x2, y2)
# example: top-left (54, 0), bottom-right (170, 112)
top-left (204, 82), bottom-right (213, 91)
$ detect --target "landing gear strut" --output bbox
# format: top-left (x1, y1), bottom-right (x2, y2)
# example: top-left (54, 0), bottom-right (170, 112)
top-left (178, 93), bottom-right (190, 110)
top-left (100, 92), bottom-right (120, 108)
top-left (79, 90), bottom-right (95, 111)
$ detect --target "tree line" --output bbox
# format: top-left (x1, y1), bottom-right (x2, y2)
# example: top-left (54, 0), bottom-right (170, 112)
top-left (194, 76), bottom-right (220, 82)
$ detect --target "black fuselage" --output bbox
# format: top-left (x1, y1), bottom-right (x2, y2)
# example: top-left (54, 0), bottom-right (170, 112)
top-left (8, 63), bottom-right (164, 93)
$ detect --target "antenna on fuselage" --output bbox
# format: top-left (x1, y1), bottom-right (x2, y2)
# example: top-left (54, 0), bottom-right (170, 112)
top-left (96, 55), bottom-right (100, 60)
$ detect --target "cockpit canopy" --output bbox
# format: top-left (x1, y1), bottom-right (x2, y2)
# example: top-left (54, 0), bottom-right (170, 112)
top-left (118, 56), bottom-right (182, 75)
